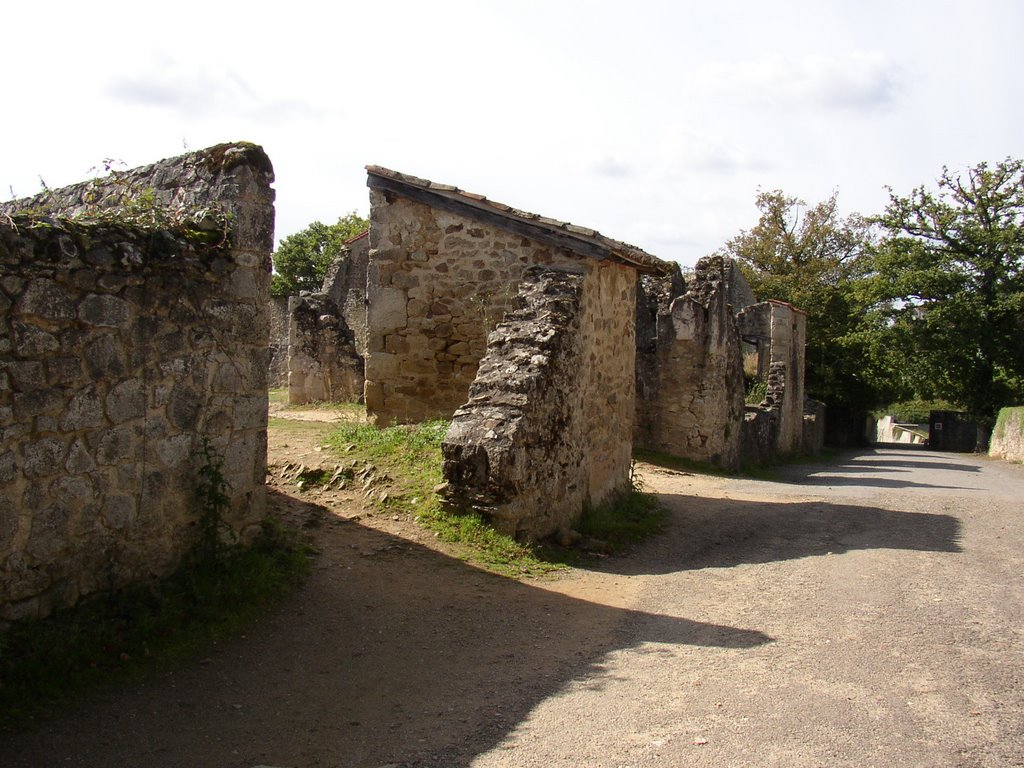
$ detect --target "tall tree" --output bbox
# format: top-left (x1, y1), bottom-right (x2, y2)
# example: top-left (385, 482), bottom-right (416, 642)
top-left (719, 190), bottom-right (889, 410)
top-left (271, 212), bottom-right (368, 296)
top-left (873, 158), bottom-right (1024, 421)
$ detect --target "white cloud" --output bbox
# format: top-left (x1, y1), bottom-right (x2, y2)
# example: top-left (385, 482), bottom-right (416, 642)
top-left (697, 51), bottom-right (902, 113)
top-left (592, 157), bottom-right (637, 179)
top-left (106, 54), bottom-right (326, 123)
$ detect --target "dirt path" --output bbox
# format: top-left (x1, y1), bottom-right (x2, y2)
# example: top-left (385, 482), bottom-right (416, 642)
top-left (3, 422), bottom-right (1023, 767)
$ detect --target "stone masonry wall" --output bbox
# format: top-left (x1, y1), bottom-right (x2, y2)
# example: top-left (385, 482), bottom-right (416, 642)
top-left (365, 190), bottom-right (587, 425)
top-left (738, 300), bottom-right (807, 455)
top-left (286, 294), bottom-right (364, 404)
top-left (634, 256), bottom-right (745, 468)
top-left (0, 143), bottom-right (274, 622)
top-left (322, 232), bottom-right (370, 357)
top-left (268, 295), bottom-right (290, 388)
top-left (989, 407), bottom-right (1024, 463)
top-left (442, 263), bottom-right (636, 540)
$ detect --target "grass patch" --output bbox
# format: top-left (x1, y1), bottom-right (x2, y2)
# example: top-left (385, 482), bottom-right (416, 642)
top-left (576, 489), bottom-right (668, 553)
top-left (636, 446), bottom-right (838, 481)
top-left (267, 416), bottom-right (336, 431)
top-left (0, 518), bottom-right (311, 730)
top-left (325, 420), bottom-right (562, 577)
top-left (268, 389), bottom-right (365, 419)
top-left (323, 422), bottom-right (667, 576)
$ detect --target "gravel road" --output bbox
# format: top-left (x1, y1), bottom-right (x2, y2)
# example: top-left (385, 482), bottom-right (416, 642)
top-left (472, 448), bottom-right (1024, 767)
top-left (3, 445), bottom-right (1022, 767)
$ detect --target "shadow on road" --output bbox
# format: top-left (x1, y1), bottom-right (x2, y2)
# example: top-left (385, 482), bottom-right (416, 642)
top-left (766, 448), bottom-right (984, 491)
top-left (838, 457), bottom-right (981, 473)
top-left (595, 491), bottom-right (962, 577)
top-left (0, 489), bottom-right (772, 768)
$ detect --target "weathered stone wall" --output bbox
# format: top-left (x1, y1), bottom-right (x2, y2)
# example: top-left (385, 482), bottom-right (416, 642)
top-left (322, 232), bottom-right (370, 357)
top-left (634, 269), bottom-right (684, 444)
top-left (268, 295), bottom-right (290, 388)
top-left (442, 263), bottom-right (636, 540)
top-left (803, 398), bottom-right (827, 454)
top-left (740, 407), bottom-right (777, 467)
top-left (634, 256), bottom-right (746, 468)
top-left (364, 191), bottom-right (588, 425)
top-left (738, 300), bottom-right (808, 456)
top-left (989, 407), bottom-right (1024, 463)
top-left (286, 294), bottom-right (364, 404)
top-left (0, 143), bottom-right (274, 622)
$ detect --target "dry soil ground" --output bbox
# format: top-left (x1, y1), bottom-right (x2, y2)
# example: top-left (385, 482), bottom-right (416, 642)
top-left (3, 408), bottom-right (1023, 768)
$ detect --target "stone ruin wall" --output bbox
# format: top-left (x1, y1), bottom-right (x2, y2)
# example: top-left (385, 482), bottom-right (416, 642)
top-left (0, 143), bottom-right (275, 622)
top-left (286, 293), bottom-right (364, 404)
top-left (738, 300), bottom-right (808, 456)
top-left (635, 258), bottom-right (814, 467)
top-left (284, 232), bottom-right (369, 405)
top-left (364, 190), bottom-right (594, 425)
top-left (442, 263), bottom-right (637, 540)
top-left (989, 407), bottom-right (1024, 463)
top-left (322, 232), bottom-right (370, 356)
top-left (268, 295), bottom-right (290, 388)
top-left (634, 256), bottom-right (746, 468)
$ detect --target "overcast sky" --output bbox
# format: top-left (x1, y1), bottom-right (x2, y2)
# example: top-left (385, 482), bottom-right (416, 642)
top-left (3, 1), bottom-right (1022, 267)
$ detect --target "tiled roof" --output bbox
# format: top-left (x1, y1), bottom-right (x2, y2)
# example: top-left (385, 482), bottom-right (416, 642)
top-left (765, 299), bottom-right (809, 316)
top-left (366, 165), bottom-right (672, 275)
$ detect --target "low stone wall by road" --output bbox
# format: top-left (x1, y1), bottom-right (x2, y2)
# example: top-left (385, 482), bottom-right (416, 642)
top-left (0, 143), bottom-right (275, 623)
top-left (990, 407), bottom-right (1024, 463)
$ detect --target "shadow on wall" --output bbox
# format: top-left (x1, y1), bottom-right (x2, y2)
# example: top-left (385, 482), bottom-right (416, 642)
top-left (0, 489), bottom-right (771, 768)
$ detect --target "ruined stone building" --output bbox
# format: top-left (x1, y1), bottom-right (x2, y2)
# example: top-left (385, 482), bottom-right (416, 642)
top-left (361, 167), bottom-right (672, 539)
top-left (0, 143), bottom-right (275, 622)
top-left (635, 255), bottom-right (820, 469)
top-left (0, 138), bottom-right (818, 624)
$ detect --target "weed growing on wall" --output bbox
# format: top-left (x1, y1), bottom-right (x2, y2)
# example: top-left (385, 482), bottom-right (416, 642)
top-left (194, 438), bottom-right (235, 565)
top-left (993, 406), bottom-right (1024, 441)
top-left (10, 158), bottom-right (233, 249)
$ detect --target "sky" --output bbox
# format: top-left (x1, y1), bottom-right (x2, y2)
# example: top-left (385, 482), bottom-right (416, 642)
top-left (3, 1), bottom-right (1023, 267)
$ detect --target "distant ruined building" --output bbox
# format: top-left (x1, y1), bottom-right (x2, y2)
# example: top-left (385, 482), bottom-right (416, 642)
top-left (634, 255), bottom-right (821, 470)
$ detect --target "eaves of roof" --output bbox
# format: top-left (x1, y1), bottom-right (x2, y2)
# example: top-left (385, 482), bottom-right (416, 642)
top-left (366, 165), bottom-right (672, 276)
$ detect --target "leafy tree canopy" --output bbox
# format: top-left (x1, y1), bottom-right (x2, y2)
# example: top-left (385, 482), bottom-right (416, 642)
top-left (271, 212), bottom-right (368, 296)
top-left (718, 190), bottom-right (890, 410)
top-left (871, 158), bottom-right (1024, 420)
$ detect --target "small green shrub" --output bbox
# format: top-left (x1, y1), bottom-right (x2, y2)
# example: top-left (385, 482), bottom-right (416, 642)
top-left (745, 378), bottom-right (768, 405)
